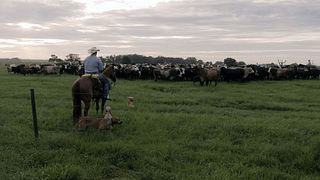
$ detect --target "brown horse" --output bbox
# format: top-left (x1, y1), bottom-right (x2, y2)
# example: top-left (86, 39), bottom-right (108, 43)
top-left (72, 65), bottom-right (116, 124)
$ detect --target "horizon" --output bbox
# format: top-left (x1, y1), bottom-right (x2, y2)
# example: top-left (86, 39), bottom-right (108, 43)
top-left (1, 0), bottom-right (319, 65)
top-left (0, 54), bottom-right (316, 66)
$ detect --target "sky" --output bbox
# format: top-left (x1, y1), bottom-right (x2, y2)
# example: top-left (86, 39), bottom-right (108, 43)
top-left (0, 0), bottom-right (320, 64)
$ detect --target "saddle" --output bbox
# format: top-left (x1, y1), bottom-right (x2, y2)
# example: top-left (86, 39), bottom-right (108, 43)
top-left (82, 74), bottom-right (102, 97)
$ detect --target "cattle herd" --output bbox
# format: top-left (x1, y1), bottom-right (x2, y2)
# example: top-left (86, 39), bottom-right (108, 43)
top-left (5, 62), bottom-right (320, 86)
top-left (5, 63), bottom-right (81, 76)
top-left (112, 63), bottom-right (320, 86)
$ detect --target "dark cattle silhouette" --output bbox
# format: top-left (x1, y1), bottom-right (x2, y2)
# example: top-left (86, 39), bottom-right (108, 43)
top-left (153, 67), bottom-right (183, 81)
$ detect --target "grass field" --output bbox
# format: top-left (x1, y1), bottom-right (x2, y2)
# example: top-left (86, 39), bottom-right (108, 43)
top-left (1, 63), bottom-right (320, 179)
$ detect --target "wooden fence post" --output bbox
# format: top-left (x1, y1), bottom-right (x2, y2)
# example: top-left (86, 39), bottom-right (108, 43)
top-left (30, 89), bottom-right (39, 139)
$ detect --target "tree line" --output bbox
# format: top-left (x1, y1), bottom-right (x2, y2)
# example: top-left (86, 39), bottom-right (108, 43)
top-left (48, 53), bottom-right (250, 66)
top-left (3, 53), bottom-right (315, 67)
top-left (99, 54), bottom-right (205, 65)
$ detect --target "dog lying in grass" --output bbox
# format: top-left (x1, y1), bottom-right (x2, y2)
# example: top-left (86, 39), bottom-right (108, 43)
top-left (78, 106), bottom-right (122, 131)
top-left (78, 116), bottom-right (122, 131)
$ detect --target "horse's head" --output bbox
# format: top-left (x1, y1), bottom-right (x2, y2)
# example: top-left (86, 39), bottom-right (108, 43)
top-left (102, 65), bottom-right (117, 83)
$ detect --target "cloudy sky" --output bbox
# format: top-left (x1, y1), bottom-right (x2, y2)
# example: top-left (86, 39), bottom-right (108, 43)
top-left (0, 0), bottom-right (319, 64)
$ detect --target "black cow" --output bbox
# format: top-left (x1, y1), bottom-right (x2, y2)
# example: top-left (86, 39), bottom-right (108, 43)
top-left (309, 66), bottom-right (320, 79)
top-left (220, 66), bottom-right (255, 82)
top-left (10, 64), bottom-right (40, 75)
top-left (220, 67), bottom-right (244, 82)
top-left (183, 66), bottom-right (197, 81)
top-left (246, 65), bottom-right (269, 80)
top-left (140, 65), bottom-right (154, 80)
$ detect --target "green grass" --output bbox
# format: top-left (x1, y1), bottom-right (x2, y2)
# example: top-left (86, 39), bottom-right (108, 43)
top-left (1, 63), bottom-right (320, 179)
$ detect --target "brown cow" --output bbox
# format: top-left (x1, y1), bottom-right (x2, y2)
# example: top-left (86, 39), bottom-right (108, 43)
top-left (268, 67), bottom-right (289, 80)
top-left (194, 66), bottom-right (220, 86)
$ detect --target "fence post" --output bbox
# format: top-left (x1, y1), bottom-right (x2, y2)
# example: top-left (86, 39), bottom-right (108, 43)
top-left (30, 89), bottom-right (39, 139)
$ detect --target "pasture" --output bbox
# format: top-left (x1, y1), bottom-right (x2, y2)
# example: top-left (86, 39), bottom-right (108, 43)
top-left (1, 62), bottom-right (320, 179)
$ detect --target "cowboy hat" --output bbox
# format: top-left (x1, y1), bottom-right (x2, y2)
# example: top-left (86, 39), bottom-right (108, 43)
top-left (88, 47), bottom-right (100, 54)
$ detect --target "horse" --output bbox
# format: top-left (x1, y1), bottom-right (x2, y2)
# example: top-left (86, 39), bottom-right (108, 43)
top-left (72, 65), bottom-right (116, 124)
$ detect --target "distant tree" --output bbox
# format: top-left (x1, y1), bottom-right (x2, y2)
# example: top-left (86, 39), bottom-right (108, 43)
top-left (197, 60), bottom-right (204, 64)
top-left (237, 61), bottom-right (246, 66)
top-left (121, 55), bottom-right (131, 64)
top-left (185, 57), bottom-right (197, 64)
top-left (11, 57), bottom-right (21, 61)
top-left (100, 55), bottom-right (117, 64)
top-left (224, 58), bottom-right (237, 67)
top-left (49, 54), bottom-right (58, 60)
top-left (93, 54), bottom-right (205, 65)
top-left (156, 56), bottom-right (166, 64)
top-left (109, 55), bottom-right (117, 63)
top-left (65, 53), bottom-right (81, 64)
top-left (99, 56), bottom-right (106, 63)
top-left (49, 54), bottom-right (64, 63)
top-left (213, 61), bottom-right (224, 67)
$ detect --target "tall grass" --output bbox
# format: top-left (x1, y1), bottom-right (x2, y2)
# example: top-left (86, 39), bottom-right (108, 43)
top-left (1, 63), bottom-right (320, 179)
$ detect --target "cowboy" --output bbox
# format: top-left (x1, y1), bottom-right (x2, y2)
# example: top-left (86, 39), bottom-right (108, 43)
top-left (84, 47), bottom-right (110, 100)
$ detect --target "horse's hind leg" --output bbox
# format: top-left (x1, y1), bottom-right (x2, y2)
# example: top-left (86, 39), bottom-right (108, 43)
top-left (101, 99), bottom-right (106, 113)
top-left (84, 102), bottom-right (91, 116)
top-left (72, 95), bottom-right (82, 125)
top-left (95, 98), bottom-right (100, 114)
top-left (73, 105), bottom-right (81, 124)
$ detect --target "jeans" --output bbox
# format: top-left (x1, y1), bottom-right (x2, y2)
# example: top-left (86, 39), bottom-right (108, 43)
top-left (98, 74), bottom-right (111, 99)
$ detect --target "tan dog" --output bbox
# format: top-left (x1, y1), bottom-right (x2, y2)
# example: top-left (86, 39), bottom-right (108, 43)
top-left (104, 106), bottom-right (112, 120)
top-left (127, 96), bottom-right (134, 108)
top-left (78, 106), bottom-right (122, 131)
top-left (78, 116), bottom-right (122, 131)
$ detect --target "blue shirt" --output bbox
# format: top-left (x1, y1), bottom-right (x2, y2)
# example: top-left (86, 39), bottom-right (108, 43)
top-left (83, 55), bottom-right (104, 74)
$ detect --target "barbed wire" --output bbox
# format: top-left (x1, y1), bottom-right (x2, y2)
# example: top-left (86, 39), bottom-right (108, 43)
top-left (0, 89), bottom-right (115, 109)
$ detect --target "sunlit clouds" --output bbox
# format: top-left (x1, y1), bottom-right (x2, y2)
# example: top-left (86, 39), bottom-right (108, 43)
top-left (0, 38), bottom-right (67, 46)
top-left (132, 36), bottom-right (194, 40)
top-left (73, 0), bottom-right (181, 13)
top-left (7, 22), bottom-right (49, 31)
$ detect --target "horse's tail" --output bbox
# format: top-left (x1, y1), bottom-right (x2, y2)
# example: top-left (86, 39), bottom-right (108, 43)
top-left (72, 80), bottom-right (81, 124)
